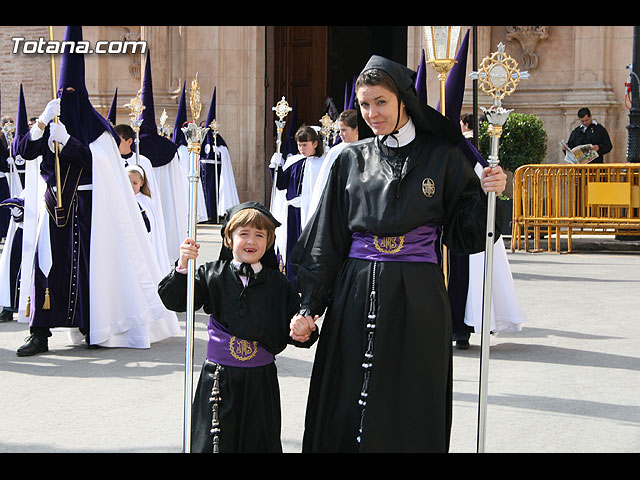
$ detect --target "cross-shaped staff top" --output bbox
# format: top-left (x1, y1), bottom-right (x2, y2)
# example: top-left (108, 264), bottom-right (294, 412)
top-left (273, 96), bottom-right (292, 121)
top-left (470, 42), bottom-right (530, 102)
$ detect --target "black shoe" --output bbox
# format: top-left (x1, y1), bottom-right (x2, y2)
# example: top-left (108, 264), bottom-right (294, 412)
top-left (0, 310), bottom-right (14, 322)
top-left (16, 334), bottom-right (49, 356)
top-left (455, 339), bottom-right (470, 350)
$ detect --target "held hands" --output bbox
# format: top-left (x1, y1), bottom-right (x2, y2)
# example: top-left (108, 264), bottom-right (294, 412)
top-left (289, 313), bottom-right (318, 343)
top-left (178, 237), bottom-right (200, 269)
top-left (480, 166), bottom-right (507, 195)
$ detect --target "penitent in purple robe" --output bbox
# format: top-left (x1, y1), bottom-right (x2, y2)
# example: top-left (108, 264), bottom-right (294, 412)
top-left (273, 158), bottom-right (305, 287)
top-left (16, 133), bottom-right (93, 332)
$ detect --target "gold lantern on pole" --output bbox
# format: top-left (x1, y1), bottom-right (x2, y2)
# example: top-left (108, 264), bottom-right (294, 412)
top-left (423, 26), bottom-right (462, 118)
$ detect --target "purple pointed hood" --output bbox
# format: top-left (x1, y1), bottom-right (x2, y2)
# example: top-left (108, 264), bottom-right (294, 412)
top-left (57, 26), bottom-right (119, 146)
top-left (436, 28), bottom-right (469, 123)
top-left (436, 29), bottom-right (488, 168)
top-left (415, 49), bottom-right (427, 105)
top-left (138, 52), bottom-right (178, 167)
top-left (201, 86), bottom-right (228, 160)
top-left (11, 84), bottom-right (29, 154)
top-left (172, 82), bottom-right (187, 147)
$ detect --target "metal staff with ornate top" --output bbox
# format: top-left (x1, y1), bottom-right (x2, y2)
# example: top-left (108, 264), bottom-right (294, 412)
top-left (2, 121), bottom-right (15, 195)
top-left (270, 96), bottom-right (292, 207)
top-left (209, 118), bottom-right (221, 219)
top-left (125, 92), bottom-right (144, 166)
top-left (470, 42), bottom-right (529, 453)
top-left (180, 74), bottom-right (209, 453)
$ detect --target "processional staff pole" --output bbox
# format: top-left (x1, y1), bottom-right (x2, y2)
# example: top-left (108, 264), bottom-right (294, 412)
top-left (180, 74), bottom-right (209, 453)
top-left (470, 43), bottom-right (529, 453)
top-left (125, 92), bottom-right (145, 166)
top-left (270, 96), bottom-right (292, 208)
top-left (47, 26), bottom-right (62, 210)
top-left (209, 119), bottom-right (221, 220)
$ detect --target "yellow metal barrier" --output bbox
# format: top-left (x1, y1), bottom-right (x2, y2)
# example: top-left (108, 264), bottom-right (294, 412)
top-left (511, 163), bottom-right (640, 253)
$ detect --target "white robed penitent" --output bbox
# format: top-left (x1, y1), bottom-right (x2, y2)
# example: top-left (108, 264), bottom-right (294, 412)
top-left (17, 152), bottom-right (45, 323)
top-left (135, 190), bottom-right (172, 275)
top-left (152, 151), bottom-right (189, 264)
top-left (307, 141), bottom-right (347, 221)
top-left (464, 162), bottom-right (526, 334)
top-left (62, 131), bottom-right (180, 348)
top-left (208, 141), bottom-right (240, 217)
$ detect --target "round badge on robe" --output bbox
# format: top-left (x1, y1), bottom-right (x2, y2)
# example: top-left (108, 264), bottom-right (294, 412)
top-left (422, 178), bottom-right (435, 197)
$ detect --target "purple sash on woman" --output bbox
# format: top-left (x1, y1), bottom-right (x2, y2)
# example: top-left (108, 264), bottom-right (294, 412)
top-left (349, 224), bottom-right (440, 263)
top-left (206, 316), bottom-right (275, 367)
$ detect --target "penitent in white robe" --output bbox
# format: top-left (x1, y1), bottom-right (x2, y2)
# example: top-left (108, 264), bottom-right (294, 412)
top-left (136, 190), bottom-right (172, 276)
top-left (152, 151), bottom-right (189, 264)
top-left (69, 131), bottom-right (181, 348)
top-left (464, 163), bottom-right (526, 334)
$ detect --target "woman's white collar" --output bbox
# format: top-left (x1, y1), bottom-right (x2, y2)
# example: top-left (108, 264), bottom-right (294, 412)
top-left (378, 117), bottom-right (416, 148)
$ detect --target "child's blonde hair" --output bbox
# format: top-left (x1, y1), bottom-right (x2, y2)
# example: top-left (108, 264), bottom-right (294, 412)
top-left (223, 208), bottom-right (276, 250)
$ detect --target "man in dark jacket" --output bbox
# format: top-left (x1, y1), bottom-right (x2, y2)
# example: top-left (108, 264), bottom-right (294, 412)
top-left (566, 107), bottom-right (613, 163)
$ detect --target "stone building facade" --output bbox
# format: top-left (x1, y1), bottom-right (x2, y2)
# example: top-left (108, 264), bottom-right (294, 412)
top-left (1, 26), bottom-right (635, 206)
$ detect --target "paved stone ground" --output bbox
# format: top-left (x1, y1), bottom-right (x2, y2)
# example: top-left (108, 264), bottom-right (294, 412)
top-left (1, 227), bottom-right (638, 453)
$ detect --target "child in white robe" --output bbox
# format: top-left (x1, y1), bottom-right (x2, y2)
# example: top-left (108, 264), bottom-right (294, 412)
top-left (127, 164), bottom-right (172, 275)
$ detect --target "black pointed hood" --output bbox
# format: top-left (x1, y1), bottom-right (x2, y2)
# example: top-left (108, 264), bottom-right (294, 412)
top-left (358, 54), bottom-right (463, 146)
top-left (107, 88), bottom-right (118, 126)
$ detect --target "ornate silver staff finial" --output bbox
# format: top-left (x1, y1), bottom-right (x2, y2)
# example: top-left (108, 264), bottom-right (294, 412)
top-left (125, 91), bottom-right (145, 165)
top-left (209, 119), bottom-right (220, 139)
top-left (158, 108), bottom-right (171, 137)
top-left (470, 42), bottom-right (530, 104)
top-left (2, 121), bottom-right (15, 145)
top-left (272, 96), bottom-right (292, 155)
top-left (125, 91), bottom-right (145, 132)
top-left (319, 114), bottom-right (334, 148)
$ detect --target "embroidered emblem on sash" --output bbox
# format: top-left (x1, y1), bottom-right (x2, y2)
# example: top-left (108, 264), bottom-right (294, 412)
top-left (422, 178), bottom-right (435, 197)
top-left (229, 337), bottom-right (259, 361)
top-left (373, 235), bottom-right (405, 254)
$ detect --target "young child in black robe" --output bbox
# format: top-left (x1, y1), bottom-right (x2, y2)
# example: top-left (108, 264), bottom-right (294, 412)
top-left (158, 201), bottom-right (317, 453)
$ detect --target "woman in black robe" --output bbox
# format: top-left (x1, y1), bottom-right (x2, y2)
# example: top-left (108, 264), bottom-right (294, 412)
top-left (289, 56), bottom-right (507, 452)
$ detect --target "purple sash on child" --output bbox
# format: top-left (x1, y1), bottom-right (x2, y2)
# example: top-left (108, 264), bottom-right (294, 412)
top-left (206, 316), bottom-right (275, 367)
top-left (348, 224), bottom-right (440, 263)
